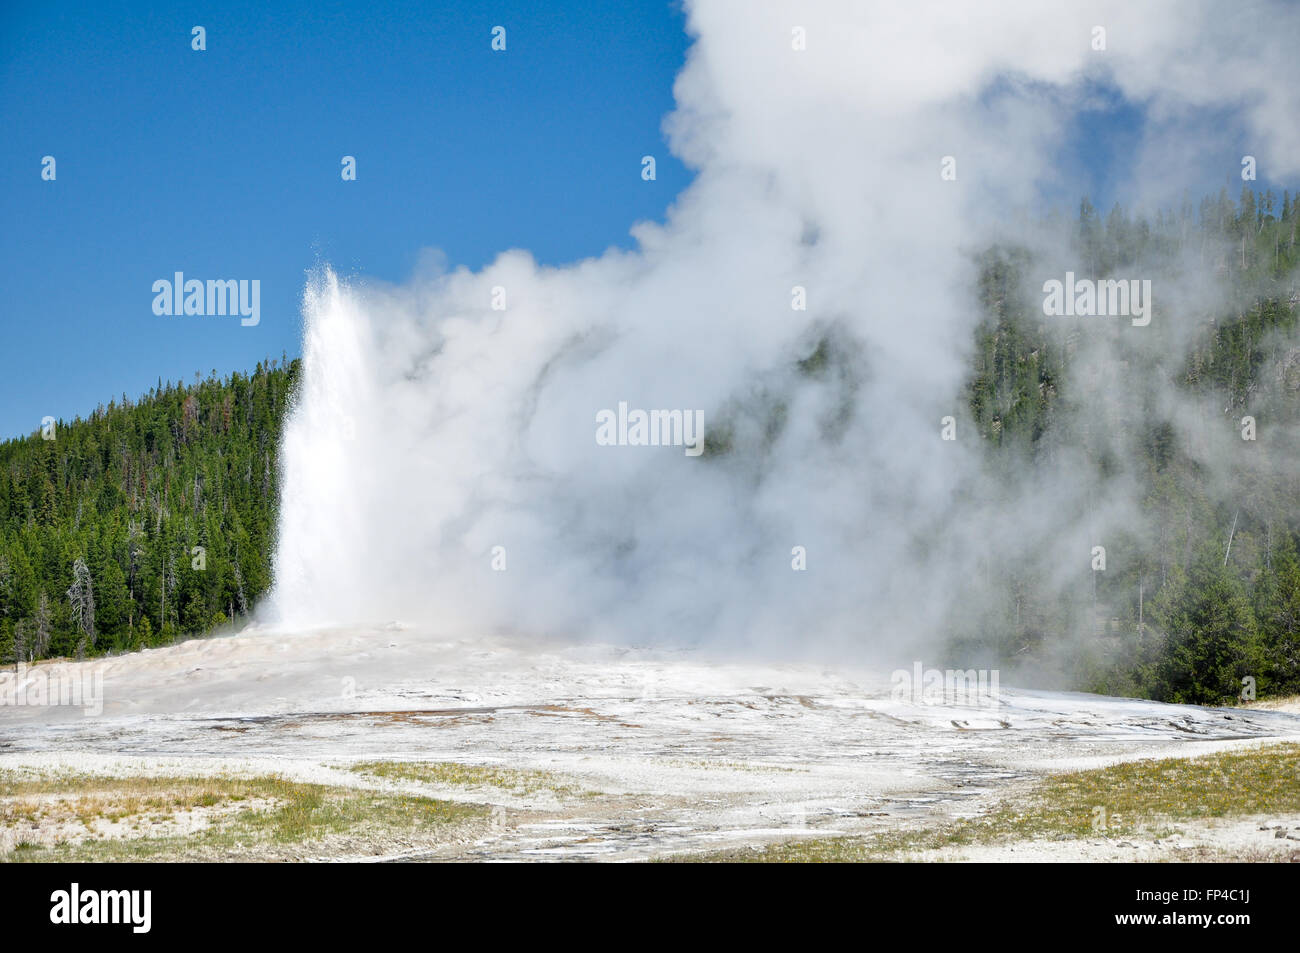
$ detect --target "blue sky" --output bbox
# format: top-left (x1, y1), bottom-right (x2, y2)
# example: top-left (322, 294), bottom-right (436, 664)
top-left (1, 1), bottom-right (1292, 441)
top-left (0, 0), bottom-right (693, 439)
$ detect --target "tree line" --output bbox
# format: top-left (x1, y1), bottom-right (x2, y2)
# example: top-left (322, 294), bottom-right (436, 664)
top-left (0, 359), bottom-right (297, 660)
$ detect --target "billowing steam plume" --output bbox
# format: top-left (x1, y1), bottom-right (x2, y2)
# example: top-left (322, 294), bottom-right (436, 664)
top-left (269, 0), bottom-right (1300, 663)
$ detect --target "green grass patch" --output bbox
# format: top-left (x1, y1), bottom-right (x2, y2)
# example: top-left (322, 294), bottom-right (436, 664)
top-left (1, 770), bottom-right (485, 862)
top-left (350, 760), bottom-right (593, 798)
top-left (676, 743), bottom-right (1300, 862)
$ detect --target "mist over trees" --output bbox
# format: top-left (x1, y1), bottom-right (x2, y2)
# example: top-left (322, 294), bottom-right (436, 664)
top-left (961, 187), bottom-right (1300, 704)
top-left (0, 188), bottom-right (1297, 706)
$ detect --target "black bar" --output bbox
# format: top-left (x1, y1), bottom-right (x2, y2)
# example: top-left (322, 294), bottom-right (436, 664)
top-left (1, 862), bottom-right (1283, 940)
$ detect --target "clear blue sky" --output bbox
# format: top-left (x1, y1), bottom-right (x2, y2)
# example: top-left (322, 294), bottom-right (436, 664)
top-left (0, 0), bottom-right (693, 440)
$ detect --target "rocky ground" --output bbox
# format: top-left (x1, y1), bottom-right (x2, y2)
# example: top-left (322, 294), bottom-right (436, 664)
top-left (2, 624), bottom-right (1298, 861)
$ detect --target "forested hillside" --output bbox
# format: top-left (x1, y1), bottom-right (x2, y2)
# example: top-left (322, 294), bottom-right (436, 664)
top-left (0, 359), bottom-right (297, 660)
top-left (962, 187), bottom-right (1300, 704)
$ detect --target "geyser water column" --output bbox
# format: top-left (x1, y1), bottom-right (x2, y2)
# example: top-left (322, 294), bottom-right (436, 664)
top-left (271, 271), bottom-right (382, 628)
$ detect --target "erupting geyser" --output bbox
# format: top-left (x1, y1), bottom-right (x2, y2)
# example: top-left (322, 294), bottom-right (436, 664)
top-left (268, 0), bottom-right (1300, 660)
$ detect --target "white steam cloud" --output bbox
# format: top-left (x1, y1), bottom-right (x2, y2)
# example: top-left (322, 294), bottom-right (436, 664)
top-left (269, 0), bottom-right (1300, 660)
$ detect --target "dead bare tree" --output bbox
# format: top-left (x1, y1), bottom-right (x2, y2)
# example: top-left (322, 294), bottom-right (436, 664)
top-left (67, 558), bottom-right (95, 656)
